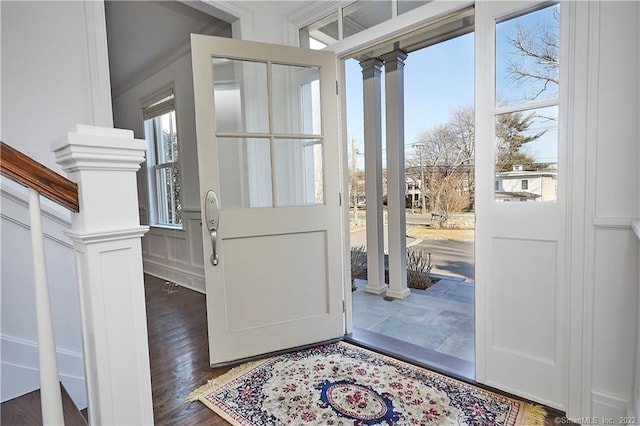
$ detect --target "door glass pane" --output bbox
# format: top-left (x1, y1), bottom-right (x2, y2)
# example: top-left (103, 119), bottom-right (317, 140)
top-left (494, 106), bottom-right (558, 202)
top-left (343, 1), bottom-right (392, 38)
top-left (274, 139), bottom-right (324, 206)
top-left (495, 4), bottom-right (560, 107)
top-left (272, 64), bottom-right (322, 135)
top-left (218, 137), bottom-right (272, 208)
top-left (212, 58), bottom-right (269, 133)
top-left (398, 0), bottom-right (430, 15)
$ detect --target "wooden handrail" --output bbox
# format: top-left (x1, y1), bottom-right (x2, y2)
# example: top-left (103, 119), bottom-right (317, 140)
top-left (1, 141), bottom-right (79, 212)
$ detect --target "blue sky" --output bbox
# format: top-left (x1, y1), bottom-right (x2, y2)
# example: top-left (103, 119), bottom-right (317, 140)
top-left (344, 4), bottom-right (559, 169)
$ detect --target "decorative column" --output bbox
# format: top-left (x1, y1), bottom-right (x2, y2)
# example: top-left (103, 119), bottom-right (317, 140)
top-left (52, 125), bottom-right (153, 425)
top-left (360, 59), bottom-right (387, 295)
top-left (382, 50), bottom-right (410, 300)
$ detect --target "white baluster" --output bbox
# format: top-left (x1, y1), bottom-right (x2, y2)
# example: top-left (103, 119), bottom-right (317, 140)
top-left (28, 188), bottom-right (64, 425)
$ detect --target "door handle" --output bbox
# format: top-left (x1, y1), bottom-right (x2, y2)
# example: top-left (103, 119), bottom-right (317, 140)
top-left (205, 191), bottom-right (220, 266)
top-left (209, 228), bottom-right (219, 266)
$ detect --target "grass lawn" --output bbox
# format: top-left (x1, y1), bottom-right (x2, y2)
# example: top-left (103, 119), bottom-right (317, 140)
top-left (407, 226), bottom-right (475, 241)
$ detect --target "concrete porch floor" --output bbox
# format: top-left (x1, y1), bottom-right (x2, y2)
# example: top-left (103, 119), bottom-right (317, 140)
top-left (351, 275), bottom-right (475, 364)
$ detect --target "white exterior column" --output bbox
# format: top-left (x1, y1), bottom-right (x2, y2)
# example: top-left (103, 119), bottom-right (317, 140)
top-left (382, 50), bottom-right (410, 300)
top-left (360, 59), bottom-right (387, 295)
top-left (52, 125), bottom-right (153, 425)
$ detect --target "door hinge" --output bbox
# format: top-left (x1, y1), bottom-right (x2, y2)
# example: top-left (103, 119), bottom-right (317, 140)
top-left (336, 81), bottom-right (339, 95)
top-left (343, 300), bottom-right (346, 313)
top-left (339, 192), bottom-right (342, 206)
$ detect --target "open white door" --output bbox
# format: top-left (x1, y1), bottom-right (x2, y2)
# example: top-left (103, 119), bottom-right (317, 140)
top-left (475, 2), bottom-right (566, 409)
top-left (191, 35), bottom-right (344, 366)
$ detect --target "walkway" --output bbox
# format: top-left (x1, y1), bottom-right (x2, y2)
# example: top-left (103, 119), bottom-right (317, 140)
top-left (351, 274), bottom-right (475, 366)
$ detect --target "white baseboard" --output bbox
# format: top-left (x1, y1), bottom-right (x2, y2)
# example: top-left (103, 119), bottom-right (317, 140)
top-left (592, 390), bottom-right (629, 420)
top-left (1, 335), bottom-right (87, 409)
top-left (629, 390), bottom-right (640, 418)
top-left (143, 258), bottom-right (205, 293)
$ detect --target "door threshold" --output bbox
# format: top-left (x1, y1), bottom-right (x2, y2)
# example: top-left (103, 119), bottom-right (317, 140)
top-left (345, 327), bottom-right (475, 383)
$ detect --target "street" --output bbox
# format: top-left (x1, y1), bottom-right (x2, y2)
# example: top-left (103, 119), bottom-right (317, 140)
top-left (349, 225), bottom-right (475, 281)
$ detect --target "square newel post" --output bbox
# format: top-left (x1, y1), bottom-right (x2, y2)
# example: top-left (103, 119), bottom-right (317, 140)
top-left (52, 125), bottom-right (153, 425)
top-left (383, 50), bottom-right (410, 300)
top-left (360, 58), bottom-right (387, 295)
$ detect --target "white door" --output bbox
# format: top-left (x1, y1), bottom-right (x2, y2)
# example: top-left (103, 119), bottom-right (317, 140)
top-left (191, 35), bottom-right (344, 366)
top-left (475, 2), bottom-right (566, 409)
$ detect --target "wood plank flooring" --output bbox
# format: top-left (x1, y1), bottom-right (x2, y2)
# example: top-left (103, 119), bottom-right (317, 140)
top-left (145, 275), bottom-right (230, 425)
top-left (144, 274), bottom-right (572, 425)
top-left (0, 383), bottom-right (87, 425)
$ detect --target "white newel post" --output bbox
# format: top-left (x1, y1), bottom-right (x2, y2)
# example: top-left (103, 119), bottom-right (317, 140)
top-left (52, 125), bottom-right (153, 425)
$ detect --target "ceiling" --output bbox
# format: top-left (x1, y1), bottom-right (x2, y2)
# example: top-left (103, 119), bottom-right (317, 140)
top-left (105, 0), bottom-right (232, 96)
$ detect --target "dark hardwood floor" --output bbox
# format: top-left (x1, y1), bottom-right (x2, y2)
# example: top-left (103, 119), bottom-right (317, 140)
top-left (0, 383), bottom-right (87, 425)
top-left (0, 274), bottom-right (574, 425)
top-left (144, 274), bottom-right (573, 425)
top-left (145, 275), bottom-right (230, 425)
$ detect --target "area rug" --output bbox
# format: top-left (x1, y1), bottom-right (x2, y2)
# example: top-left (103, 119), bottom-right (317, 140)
top-left (187, 342), bottom-right (546, 425)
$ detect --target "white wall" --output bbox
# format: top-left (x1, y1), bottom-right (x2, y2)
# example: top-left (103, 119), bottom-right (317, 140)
top-left (588, 1), bottom-right (639, 418)
top-left (112, 53), bottom-right (207, 292)
top-left (0, 0), bottom-right (108, 408)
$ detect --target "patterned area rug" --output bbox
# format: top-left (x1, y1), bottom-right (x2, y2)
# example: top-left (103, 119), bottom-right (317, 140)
top-left (187, 342), bottom-right (545, 425)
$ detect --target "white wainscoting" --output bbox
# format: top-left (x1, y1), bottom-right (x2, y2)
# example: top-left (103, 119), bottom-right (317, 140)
top-left (0, 178), bottom-right (86, 409)
top-left (0, 335), bottom-right (86, 409)
top-left (141, 208), bottom-right (206, 293)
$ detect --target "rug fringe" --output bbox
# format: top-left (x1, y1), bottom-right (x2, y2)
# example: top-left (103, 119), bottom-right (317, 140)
top-left (516, 403), bottom-right (547, 426)
top-left (185, 359), bottom-right (266, 402)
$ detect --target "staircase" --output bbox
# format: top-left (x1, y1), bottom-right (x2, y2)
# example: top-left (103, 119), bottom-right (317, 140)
top-left (1, 383), bottom-right (87, 426)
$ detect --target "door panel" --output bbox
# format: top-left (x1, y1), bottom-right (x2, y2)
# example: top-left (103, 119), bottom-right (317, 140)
top-left (191, 35), bottom-right (343, 366)
top-left (475, 1), bottom-right (566, 409)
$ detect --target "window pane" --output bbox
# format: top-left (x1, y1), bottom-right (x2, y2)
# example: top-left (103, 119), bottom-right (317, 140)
top-left (153, 111), bottom-right (178, 164)
top-left (156, 165), bottom-right (182, 225)
top-left (343, 1), bottom-right (392, 38)
top-left (494, 106), bottom-right (558, 202)
top-left (217, 137), bottom-right (272, 208)
top-left (212, 58), bottom-right (269, 133)
top-left (398, 0), bottom-right (430, 15)
top-left (272, 64), bottom-right (322, 135)
top-left (300, 10), bottom-right (338, 49)
top-left (274, 139), bottom-right (323, 206)
top-left (495, 4), bottom-right (560, 106)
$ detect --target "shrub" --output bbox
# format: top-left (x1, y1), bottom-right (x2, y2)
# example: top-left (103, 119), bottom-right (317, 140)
top-left (350, 245), bottom-right (367, 291)
top-left (407, 248), bottom-right (433, 290)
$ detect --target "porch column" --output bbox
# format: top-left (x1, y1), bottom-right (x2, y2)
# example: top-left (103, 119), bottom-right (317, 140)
top-left (382, 50), bottom-right (410, 300)
top-left (52, 125), bottom-right (153, 425)
top-left (360, 58), bottom-right (387, 295)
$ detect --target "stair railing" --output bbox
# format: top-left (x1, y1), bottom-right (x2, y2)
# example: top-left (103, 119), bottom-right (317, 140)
top-left (1, 125), bottom-right (154, 425)
top-left (1, 140), bottom-right (77, 425)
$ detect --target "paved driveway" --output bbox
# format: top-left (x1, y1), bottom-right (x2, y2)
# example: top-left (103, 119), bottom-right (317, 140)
top-left (349, 226), bottom-right (475, 281)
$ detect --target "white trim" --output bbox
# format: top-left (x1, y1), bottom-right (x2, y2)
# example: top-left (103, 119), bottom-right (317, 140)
top-left (592, 390), bottom-right (630, 419)
top-left (327, 1), bottom-right (473, 58)
top-left (578, 0), bottom-right (602, 419)
top-left (632, 220), bottom-right (640, 240)
top-left (83, 0), bottom-right (113, 127)
top-left (201, 0), bottom-right (255, 40)
top-left (143, 260), bottom-right (205, 294)
top-left (67, 226), bottom-right (149, 244)
top-left (593, 217), bottom-right (635, 229)
top-left (1, 335), bottom-right (87, 409)
top-left (563, 0), bottom-right (593, 419)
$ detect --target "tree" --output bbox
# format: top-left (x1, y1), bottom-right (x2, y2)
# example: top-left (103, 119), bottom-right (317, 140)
top-left (408, 106), bottom-right (546, 219)
top-left (408, 107), bottom-right (475, 219)
top-left (506, 5), bottom-right (560, 102)
top-left (495, 111), bottom-right (545, 172)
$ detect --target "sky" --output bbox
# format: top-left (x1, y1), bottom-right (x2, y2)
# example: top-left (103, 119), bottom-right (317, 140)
top-left (344, 4), bottom-right (559, 169)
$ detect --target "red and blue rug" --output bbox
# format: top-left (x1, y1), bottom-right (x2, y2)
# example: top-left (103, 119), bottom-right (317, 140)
top-left (187, 342), bottom-right (545, 425)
